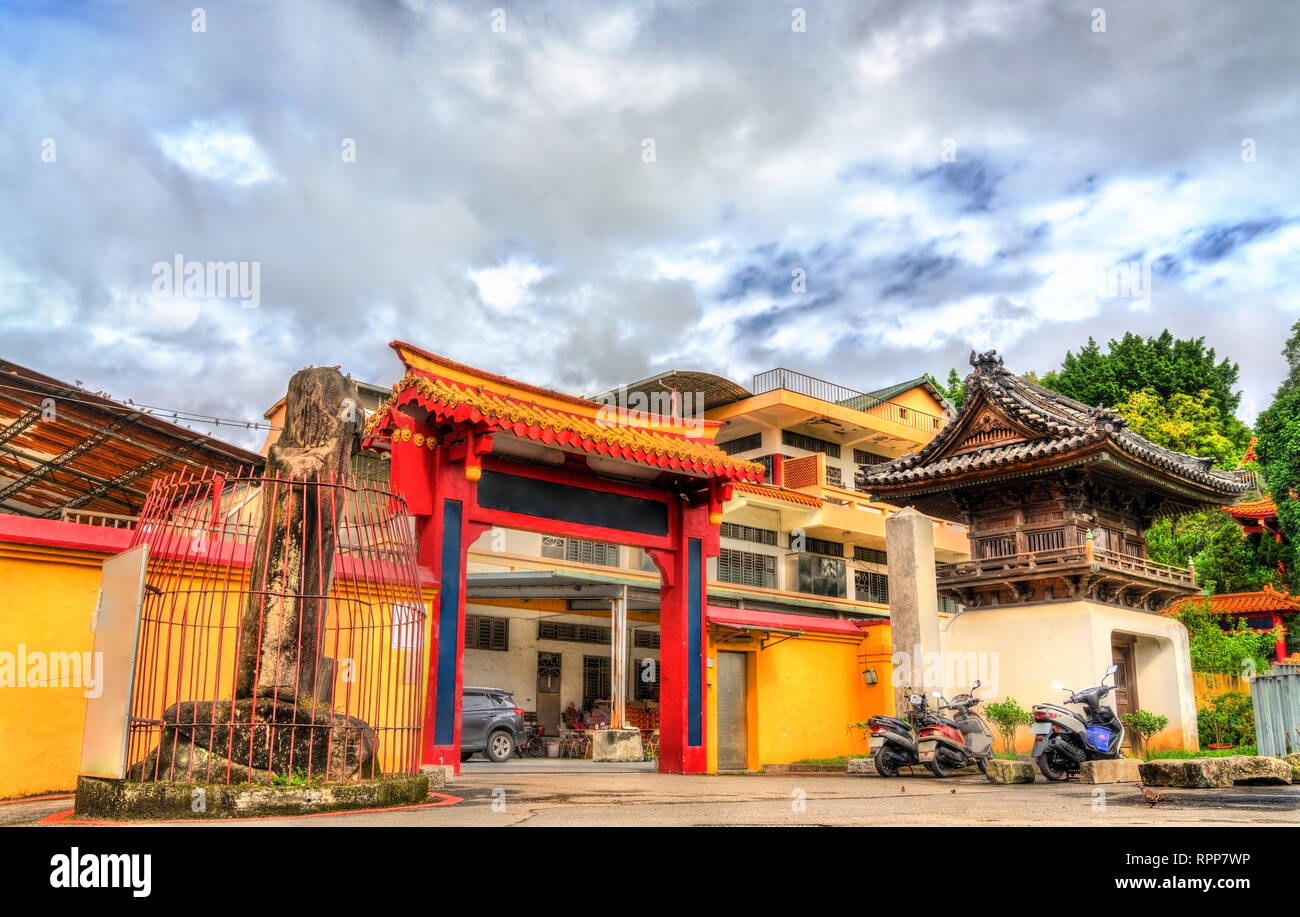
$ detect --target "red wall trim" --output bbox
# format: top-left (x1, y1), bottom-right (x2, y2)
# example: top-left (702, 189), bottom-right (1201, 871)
top-left (0, 515), bottom-right (132, 554)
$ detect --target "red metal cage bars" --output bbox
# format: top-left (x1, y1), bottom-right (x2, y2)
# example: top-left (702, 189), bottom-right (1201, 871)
top-left (124, 467), bottom-right (427, 785)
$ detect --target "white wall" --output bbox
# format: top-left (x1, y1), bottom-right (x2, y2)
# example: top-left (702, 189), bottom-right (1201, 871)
top-left (940, 600), bottom-right (1197, 751)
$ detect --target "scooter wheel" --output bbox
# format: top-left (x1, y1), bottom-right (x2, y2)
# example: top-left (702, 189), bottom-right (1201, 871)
top-left (874, 750), bottom-right (901, 777)
top-left (1037, 752), bottom-right (1068, 781)
top-left (977, 758), bottom-right (987, 775)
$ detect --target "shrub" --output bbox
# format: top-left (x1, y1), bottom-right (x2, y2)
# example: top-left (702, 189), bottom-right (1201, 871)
top-left (1121, 709), bottom-right (1170, 760)
top-left (983, 697), bottom-right (1033, 755)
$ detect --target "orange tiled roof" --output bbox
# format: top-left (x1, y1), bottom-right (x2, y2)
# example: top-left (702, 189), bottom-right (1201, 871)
top-left (1226, 497), bottom-right (1277, 518)
top-left (1166, 584), bottom-right (1300, 617)
top-left (363, 357), bottom-right (764, 484)
top-left (730, 481), bottom-right (824, 508)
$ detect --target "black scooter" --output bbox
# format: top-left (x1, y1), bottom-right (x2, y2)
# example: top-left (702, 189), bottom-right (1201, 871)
top-left (1031, 664), bottom-right (1126, 780)
top-left (867, 691), bottom-right (935, 777)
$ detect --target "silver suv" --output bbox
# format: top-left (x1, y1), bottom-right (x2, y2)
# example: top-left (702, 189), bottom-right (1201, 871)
top-left (460, 687), bottom-right (525, 763)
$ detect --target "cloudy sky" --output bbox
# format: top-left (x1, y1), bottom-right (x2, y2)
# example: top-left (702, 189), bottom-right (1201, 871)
top-left (3, 0), bottom-right (1297, 448)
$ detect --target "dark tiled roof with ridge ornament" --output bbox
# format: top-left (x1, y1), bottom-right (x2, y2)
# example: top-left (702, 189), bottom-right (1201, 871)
top-left (858, 350), bottom-right (1249, 496)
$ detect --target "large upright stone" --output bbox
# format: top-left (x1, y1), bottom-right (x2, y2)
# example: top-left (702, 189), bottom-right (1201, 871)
top-left (885, 507), bottom-right (943, 716)
top-left (236, 366), bottom-right (362, 704)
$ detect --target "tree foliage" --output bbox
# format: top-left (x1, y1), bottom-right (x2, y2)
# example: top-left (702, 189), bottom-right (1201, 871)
top-left (1172, 600), bottom-right (1282, 676)
top-left (1252, 319), bottom-right (1300, 590)
top-left (982, 697), bottom-right (1032, 755)
top-left (1121, 710), bottom-right (1170, 760)
top-left (936, 368), bottom-right (966, 410)
top-left (1145, 511), bottom-right (1273, 595)
top-left (1113, 387), bottom-right (1238, 468)
top-left (1039, 331), bottom-right (1249, 449)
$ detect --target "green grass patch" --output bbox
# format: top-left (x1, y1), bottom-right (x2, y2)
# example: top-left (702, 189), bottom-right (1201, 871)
top-left (1147, 745), bottom-right (1258, 760)
top-left (792, 755), bottom-right (869, 766)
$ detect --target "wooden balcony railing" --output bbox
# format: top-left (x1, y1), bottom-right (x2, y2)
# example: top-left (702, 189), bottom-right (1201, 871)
top-left (936, 544), bottom-right (1194, 586)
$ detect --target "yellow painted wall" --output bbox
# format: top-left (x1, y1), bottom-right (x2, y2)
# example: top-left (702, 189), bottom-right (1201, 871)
top-left (0, 544), bottom-right (104, 798)
top-left (0, 538), bottom-right (436, 799)
top-left (705, 624), bottom-right (896, 771)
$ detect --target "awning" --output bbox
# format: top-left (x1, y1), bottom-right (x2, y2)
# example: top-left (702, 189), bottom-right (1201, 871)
top-left (706, 605), bottom-right (867, 637)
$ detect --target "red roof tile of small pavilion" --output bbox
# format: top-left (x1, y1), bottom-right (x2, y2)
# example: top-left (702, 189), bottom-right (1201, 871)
top-left (1165, 584), bottom-right (1300, 617)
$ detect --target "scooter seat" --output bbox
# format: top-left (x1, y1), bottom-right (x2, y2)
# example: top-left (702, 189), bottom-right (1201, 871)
top-left (930, 716), bottom-right (959, 729)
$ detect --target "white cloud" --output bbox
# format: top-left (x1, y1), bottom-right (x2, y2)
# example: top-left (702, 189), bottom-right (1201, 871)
top-left (155, 122), bottom-right (277, 186)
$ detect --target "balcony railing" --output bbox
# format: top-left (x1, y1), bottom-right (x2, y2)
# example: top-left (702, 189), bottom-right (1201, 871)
top-left (936, 545), bottom-right (1194, 586)
top-left (752, 367), bottom-right (946, 433)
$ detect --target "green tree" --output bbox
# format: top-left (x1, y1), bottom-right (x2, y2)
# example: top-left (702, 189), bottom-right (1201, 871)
top-left (1145, 511), bottom-right (1272, 595)
top-left (1172, 600), bottom-right (1282, 676)
top-left (1114, 387), bottom-right (1239, 468)
top-left (935, 368), bottom-right (966, 410)
top-left (1253, 372), bottom-right (1300, 591)
top-left (1040, 331), bottom-right (1248, 449)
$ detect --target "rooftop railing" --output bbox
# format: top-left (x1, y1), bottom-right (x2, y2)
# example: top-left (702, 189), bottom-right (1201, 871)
top-left (751, 367), bottom-right (946, 433)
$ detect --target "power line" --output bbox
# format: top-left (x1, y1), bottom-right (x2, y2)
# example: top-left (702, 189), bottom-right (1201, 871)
top-left (0, 379), bottom-right (282, 433)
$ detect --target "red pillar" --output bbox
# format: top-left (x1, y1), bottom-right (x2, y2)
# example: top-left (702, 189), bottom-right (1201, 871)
top-left (390, 422), bottom-right (487, 774)
top-left (651, 499), bottom-right (716, 774)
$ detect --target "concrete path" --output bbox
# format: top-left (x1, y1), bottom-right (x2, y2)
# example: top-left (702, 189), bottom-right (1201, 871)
top-left (9, 764), bottom-right (1297, 826)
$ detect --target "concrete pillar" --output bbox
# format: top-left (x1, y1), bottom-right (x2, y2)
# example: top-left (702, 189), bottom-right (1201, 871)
top-left (886, 506), bottom-right (943, 716)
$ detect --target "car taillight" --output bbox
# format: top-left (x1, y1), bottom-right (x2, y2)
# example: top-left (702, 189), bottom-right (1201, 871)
top-left (513, 707), bottom-right (525, 716)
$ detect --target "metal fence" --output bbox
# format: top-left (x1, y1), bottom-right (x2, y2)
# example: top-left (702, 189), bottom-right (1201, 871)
top-left (751, 367), bottom-right (946, 433)
top-left (1251, 664), bottom-right (1300, 758)
top-left (124, 468), bottom-right (427, 784)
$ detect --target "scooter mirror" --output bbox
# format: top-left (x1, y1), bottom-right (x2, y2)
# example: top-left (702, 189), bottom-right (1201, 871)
top-left (972, 680), bottom-right (981, 690)
top-left (1106, 664), bottom-right (1118, 677)
top-left (1051, 681), bottom-right (1065, 690)
top-left (909, 694), bottom-right (922, 704)
top-left (931, 691), bottom-right (943, 698)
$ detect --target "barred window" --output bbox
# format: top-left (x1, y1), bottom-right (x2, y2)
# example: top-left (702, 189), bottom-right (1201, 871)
top-left (541, 537), bottom-right (621, 567)
top-left (825, 465), bottom-right (843, 487)
top-left (853, 448), bottom-right (890, 466)
top-left (854, 546), bottom-right (887, 565)
top-left (796, 535), bottom-right (844, 558)
top-left (717, 548), bottom-right (777, 588)
top-left (855, 570), bottom-right (889, 605)
top-left (781, 429), bottom-right (841, 458)
top-left (717, 432), bottom-right (762, 455)
top-left (538, 620), bottom-right (611, 644)
top-left (465, 614), bottom-right (509, 651)
top-left (633, 629), bottom-right (661, 649)
top-left (720, 522), bottom-right (779, 545)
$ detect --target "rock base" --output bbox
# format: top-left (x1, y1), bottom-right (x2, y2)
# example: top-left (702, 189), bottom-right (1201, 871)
top-left (1079, 759), bottom-right (1142, 784)
top-left (129, 699), bottom-right (378, 784)
top-left (986, 759), bottom-right (1035, 784)
top-left (590, 728), bottom-right (644, 762)
top-left (74, 773), bottom-right (429, 820)
top-left (1138, 756), bottom-right (1294, 788)
top-left (847, 758), bottom-right (873, 775)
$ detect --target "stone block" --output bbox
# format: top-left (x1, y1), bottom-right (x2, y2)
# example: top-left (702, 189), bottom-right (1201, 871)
top-left (589, 728), bottom-right (644, 762)
top-left (985, 759), bottom-right (1035, 784)
top-left (419, 764), bottom-right (452, 789)
top-left (847, 757), bottom-right (873, 775)
top-left (1222, 755), bottom-right (1292, 785)
top-left (1079, 759), bottom-right (1142, 784)
top-left (1286, 754), bottom-right (1300, 782)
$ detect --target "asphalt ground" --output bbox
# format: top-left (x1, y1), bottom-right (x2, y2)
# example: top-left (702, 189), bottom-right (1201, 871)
top-left (4, 758), bottom-right (1297, 827)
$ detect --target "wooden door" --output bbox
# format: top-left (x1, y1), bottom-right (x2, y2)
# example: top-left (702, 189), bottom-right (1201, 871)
top-left (1110, 635), bottom-right (1138, 753)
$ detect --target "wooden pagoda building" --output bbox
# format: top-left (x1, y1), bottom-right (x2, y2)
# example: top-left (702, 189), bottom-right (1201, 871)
top-left (859, 350), bottom-right (1250, 612)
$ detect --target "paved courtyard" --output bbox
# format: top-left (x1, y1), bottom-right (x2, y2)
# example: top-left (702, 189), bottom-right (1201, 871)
top-left (5, 759), bottom-right (1297, 827)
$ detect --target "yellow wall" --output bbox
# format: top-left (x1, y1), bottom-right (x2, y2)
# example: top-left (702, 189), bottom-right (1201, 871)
top-left (705, 624), bottom-right (896, 771)
top-left (0, 543), bottom-right (104, 798)
top-left (0, 537), bottom-right (436, 799)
